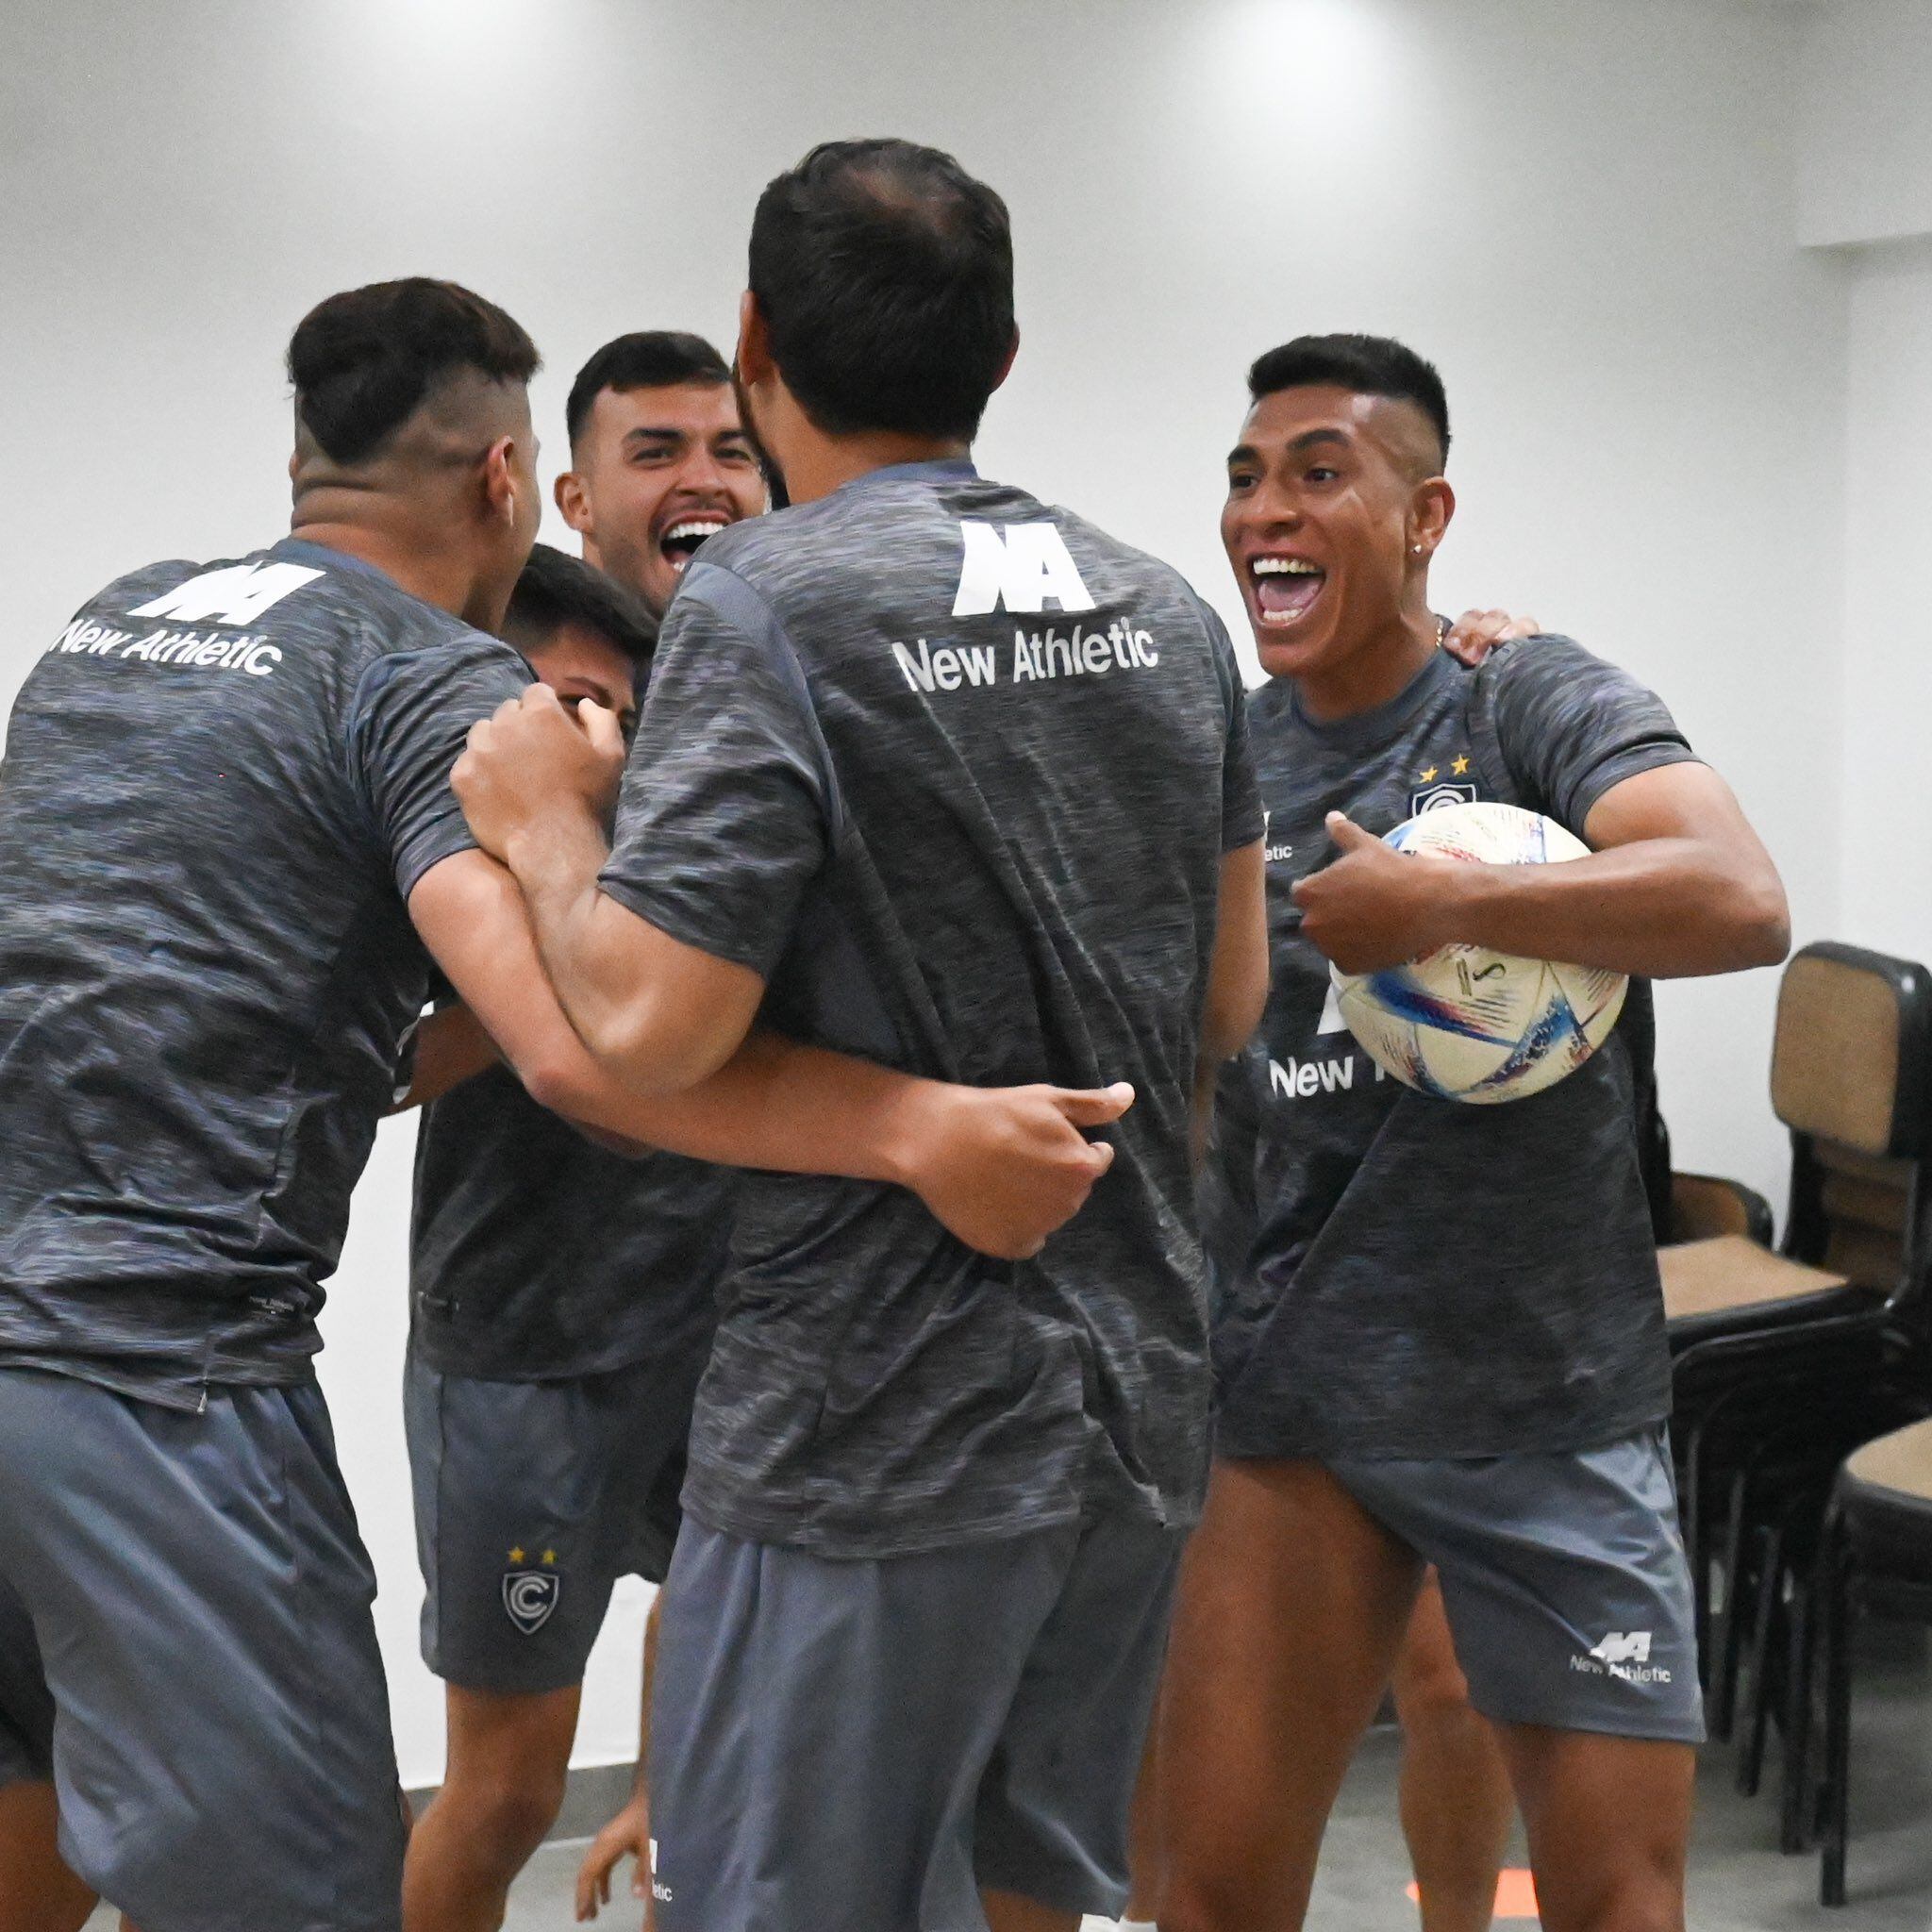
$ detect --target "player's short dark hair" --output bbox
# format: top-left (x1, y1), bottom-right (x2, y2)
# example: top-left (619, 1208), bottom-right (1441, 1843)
top-left (1247, 333), bottom-right (1451, 468)
top-left (287, 278), bottom-right (540, 465)
top-left (748, 138), bottom-right (1014, 441)
top-left (504, 543), bottom-right (657, 674)
top-left (564, 331), bottom-right (733, 449)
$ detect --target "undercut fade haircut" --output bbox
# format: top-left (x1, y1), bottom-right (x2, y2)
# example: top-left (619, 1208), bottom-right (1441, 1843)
top-left (505, 543), bottom-right (658, 675)
top-left (1247, 333), bottom-right (1451, 469)
top-left (749, 138), bottom-right (1014, 441)
top-left (564, 331), bottom-right (733, 449)
top-left (288, 277), bottom-right (540, 465)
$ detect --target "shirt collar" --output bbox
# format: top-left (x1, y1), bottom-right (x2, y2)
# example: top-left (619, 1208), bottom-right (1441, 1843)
top-left (269, 535), bottom-right (399, 591)
top-left (833, 457), bottom-right (979, 497)
top-left (1286, 641), bottom-right (1457, 753)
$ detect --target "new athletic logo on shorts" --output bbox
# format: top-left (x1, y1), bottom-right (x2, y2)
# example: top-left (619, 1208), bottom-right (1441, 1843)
top-left (1571, 1629), bottom-right (1671, 1685)
top-left (501, 1565), bottom-right (560, 1636)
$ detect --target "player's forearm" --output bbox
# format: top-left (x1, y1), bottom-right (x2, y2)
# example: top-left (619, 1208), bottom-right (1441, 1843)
top-left (531, 1026), bottom-right (941, 1188)
top-left (1434, 839), bottom-right (1790, 978)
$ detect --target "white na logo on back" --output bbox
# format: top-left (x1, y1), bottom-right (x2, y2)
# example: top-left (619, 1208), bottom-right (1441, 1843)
top-left (131, 562), bottom-right (323, 628)
top-left (951, 521), bottom-right (1095, 616)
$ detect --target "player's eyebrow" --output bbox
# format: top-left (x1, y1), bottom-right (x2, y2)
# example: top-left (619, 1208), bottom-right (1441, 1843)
top-left (623, 425), bottom-right (690, 445)
top-left (1286, 427), bottom-right (1352, 456)
top-left (1226, 441), bottom-right (1260, 468)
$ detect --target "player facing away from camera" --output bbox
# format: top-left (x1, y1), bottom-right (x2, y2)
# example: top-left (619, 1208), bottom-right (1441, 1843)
top-left (1154, 334), bottom-right (1790, 1932)
top-left (0, 277), bottom-right (1131, 1932)
top-left (392, 544), bottom-right (719, 1932)
top-left (553, 329), bottom-right (769, 617)
top-left (453, 138), bottom-right (1271, 1932)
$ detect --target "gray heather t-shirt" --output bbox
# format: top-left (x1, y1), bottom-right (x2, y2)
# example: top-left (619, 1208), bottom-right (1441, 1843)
top-left (408, 1051), bottom-right (730, 1383)
top-left (600, 459), bottom-right (1265, 1557)
top-left (1214, 639), bottom-right (1699, 1461)
top-left (0, 539), bottom-right (529, 1410)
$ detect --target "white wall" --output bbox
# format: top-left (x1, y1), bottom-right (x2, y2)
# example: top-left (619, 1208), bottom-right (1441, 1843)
top-left (1800, 3), bottom-right (1932, 970)
top-left (1, 0), bottom-right (1842, 1784)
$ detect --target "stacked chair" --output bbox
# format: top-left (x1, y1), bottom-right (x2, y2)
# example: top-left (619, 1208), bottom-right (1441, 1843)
top-left (1653, 941), bottom-right (1932, 1906)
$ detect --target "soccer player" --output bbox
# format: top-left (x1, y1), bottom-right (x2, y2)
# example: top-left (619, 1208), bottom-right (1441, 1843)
top-left (392, 542), bottom-right (705, 1932)
top-left (0, 276), bottom-right (1130, 1932)
top-left (1155, 333), bottom-right (1790, 1932)
top-left (452, 138), bottom-right (1271, 1932)
top-left (552, 330), bottom-right (768, 617)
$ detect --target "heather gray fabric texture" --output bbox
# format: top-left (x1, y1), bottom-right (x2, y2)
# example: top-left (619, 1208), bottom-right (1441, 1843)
top-left (0, 1371), bottom-right (407, 1932)
top-left (648, 1514), bottom-right (1184, 1929)
top-left (1215, 638), bottom-right (1699, 1460)
top-left (1330, 1426), bottom-right (1706, 1741)
top-left (601, 459), bottom-right (1264, 1556)
top-left (0, 540), bottom-right (529, 1409)
top-left (405, 1348), bottom-right (697, 1693)
top-left (409, 1057), bottom-right (729, 1380)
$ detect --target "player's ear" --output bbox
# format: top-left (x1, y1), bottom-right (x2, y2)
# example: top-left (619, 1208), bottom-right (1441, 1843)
top-left (554, 468), bottom-right (591, 537)
top-left (735, 291), bottom-right (774, 390)
top-left (990, 326), bottom-right (1021, 394)
top-left (480, 436), bottom-right (519, 527)
top-left (1407, 475), bottom-right (1456, 563)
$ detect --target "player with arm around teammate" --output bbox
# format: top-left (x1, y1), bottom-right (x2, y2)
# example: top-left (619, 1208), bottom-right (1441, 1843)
top-left (0, 277), bottom-right (1130, 1932)
top-left (1155, 334), bottom-right (1789, 1932)
top-left (455, 139), bottom-right (1271, 1932)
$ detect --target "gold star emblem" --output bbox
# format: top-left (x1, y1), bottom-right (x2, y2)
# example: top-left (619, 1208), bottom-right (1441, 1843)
top-left (508, 1546), bottom-right (525, 1565)
top-left (1419, 766), bottom-right (1439, 784)
top-left (541, 1550), bottom-right (558, 1566)
top-left (1451, 754), bottom-right (1470, 775)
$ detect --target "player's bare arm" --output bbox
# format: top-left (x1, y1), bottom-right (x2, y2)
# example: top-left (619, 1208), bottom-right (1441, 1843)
top-left (1293, 761), bottom-right (1789, 979)
top-left (1192, 837), bottom-right (1271, 1164)
top-left (409, 846), bottom-right (1130, 1260)
top-left (453, 681), bottom-right (761, 1093)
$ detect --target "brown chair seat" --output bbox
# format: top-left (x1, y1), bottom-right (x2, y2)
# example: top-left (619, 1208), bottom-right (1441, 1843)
top-left (1661, 1234), bottom-right (1865, 1334)
top-left (1843, 1417), bottom-right (1932, 1504)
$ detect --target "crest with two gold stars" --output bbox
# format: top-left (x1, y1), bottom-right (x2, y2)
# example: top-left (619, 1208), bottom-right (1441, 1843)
top-left (501, 1542), bottom-right (561, 1636)
top-left (1409, 751), bottom-right (1478, 816)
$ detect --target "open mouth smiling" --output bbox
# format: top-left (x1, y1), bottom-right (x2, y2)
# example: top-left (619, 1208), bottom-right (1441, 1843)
top-left (659, 515), bottom-right (731, 575)
top-left (1249, 554), bottom-right (1326, 626)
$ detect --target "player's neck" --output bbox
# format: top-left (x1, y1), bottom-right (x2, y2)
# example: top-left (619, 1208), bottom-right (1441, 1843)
top-left (288, 516), bottom-right (497, 630)
top-left (1295, 606), bottom-right (1441, 723)
top-left (782, 431), bottom-right (971, 504)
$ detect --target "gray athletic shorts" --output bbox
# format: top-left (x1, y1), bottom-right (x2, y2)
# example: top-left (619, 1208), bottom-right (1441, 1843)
top-left (1328, 1424), bottom-right (1705, 1743)
top-left (404, 1348), bottom-right (693, 1695)
top-left (0, 1368), bottom-right (407, 1932)
top-left (649, 1513), bottom-right (1186, 1930)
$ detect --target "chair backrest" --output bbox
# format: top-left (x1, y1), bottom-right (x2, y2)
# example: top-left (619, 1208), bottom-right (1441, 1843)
top-left (1771, 942), bottom-right (1932, 1297)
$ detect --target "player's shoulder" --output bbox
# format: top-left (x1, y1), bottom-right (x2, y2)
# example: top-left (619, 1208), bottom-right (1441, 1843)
top-left (1473, 632), bottom-right (1616, 698)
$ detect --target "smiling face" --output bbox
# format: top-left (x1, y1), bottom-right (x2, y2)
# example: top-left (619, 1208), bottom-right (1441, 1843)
top-left (1222, 384), bottom-right (1452, 694)
top-left (554, 380), bottom-right (767, 615)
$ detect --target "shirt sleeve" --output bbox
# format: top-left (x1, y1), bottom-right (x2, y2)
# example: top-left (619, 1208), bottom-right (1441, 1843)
top-left (1475, 636), bottom-right (1701, 836)
top-left (1201, 598), bottom-right (1267, 852)
top-left (346, 634), bottom-right (533, 898)
top-left (598, 565), bottom-right (830, 978)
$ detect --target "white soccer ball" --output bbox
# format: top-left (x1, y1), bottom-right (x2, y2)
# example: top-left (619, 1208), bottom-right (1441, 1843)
top-left (1331, 800), bottom-right (1626, 1105)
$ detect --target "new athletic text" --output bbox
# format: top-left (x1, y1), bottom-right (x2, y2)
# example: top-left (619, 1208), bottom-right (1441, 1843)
top-left (891, 620), bottom-right (1161, 695)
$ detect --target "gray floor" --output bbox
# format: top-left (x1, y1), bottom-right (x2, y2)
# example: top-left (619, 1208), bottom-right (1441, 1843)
top-left (80, 1626), bottom-right (1932, 1930)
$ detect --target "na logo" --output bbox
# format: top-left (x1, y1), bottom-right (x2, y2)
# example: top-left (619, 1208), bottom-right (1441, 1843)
top-left (1589, 1630), bottom-right (1653, 1666)
top-left (131, 562), bottom-right (323, 628)
top-left (951, 521), bottom-right (1094, 617)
